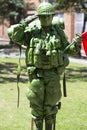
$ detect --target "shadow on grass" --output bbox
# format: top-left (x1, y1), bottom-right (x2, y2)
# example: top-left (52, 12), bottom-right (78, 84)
top-left (0, 61), bottom-right (87, 84)
top-left (0, 62), bottom-right (28, 83)
top-left (66, 66), bottom-right (87, 82)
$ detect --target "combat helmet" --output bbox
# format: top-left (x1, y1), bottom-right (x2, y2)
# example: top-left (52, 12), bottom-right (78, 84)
top-left (37, 2), bottom-right (55, 15)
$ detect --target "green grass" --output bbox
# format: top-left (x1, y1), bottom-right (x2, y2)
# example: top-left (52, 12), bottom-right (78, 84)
top-left (0, 58), bottom-right (87, 130)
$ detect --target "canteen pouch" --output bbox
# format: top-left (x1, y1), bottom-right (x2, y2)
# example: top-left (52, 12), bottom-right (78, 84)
top-left (51, 50), bottom-right (58, 67)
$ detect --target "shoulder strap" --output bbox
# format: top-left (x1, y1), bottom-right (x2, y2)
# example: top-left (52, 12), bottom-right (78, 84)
top-left (54, 25), bottom-right (68, 49)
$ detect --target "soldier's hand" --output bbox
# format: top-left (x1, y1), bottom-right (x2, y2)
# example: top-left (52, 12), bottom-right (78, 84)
top-left (72, 34), bottom-right (82, 45)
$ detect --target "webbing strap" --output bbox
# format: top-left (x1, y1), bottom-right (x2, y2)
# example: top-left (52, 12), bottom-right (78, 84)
top-left (63, 72), bottom-right (67, 97)
top-left (17, 46), bottom-right (21, 108)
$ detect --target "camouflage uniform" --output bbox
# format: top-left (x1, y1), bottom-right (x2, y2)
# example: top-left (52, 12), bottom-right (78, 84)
top-left (8, 2), bottom-right (81, 130)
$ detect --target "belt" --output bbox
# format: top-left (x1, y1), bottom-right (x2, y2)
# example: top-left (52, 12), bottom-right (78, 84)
top-left (36, 67), bottom-right (57, 72)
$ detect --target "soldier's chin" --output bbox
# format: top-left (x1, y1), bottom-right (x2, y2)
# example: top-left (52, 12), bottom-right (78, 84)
top-left (41, 23), bottom-right (52, 27)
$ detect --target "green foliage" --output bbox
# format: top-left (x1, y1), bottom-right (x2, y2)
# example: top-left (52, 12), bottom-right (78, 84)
top-left (53, 0), bottom-right (87, 13)
top-left (0, 0), bottom-right (28, 24)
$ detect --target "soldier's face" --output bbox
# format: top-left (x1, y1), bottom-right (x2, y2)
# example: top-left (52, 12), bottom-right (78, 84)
top-left (39, 15), bottom-right (53, 27)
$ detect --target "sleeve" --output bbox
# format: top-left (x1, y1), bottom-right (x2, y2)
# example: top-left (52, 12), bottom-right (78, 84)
top-left (7, 23), bottom-right (31, 46)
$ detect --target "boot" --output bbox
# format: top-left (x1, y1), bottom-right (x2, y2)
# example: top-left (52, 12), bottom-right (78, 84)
top-left (35, 120), bottom-right (43, 130)
top-left (45, 122), bottom-right (52, 130)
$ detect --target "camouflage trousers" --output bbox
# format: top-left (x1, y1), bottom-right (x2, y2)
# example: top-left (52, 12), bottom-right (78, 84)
top-left (26, 68), bottom-right (62, 120)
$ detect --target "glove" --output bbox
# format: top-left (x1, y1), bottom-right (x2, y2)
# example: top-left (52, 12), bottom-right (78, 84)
top-left (72, 34), bottom-right (82, 45)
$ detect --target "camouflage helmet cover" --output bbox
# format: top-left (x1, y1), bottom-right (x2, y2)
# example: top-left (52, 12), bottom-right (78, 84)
top-left (37, 2), bottom-right (55, 15)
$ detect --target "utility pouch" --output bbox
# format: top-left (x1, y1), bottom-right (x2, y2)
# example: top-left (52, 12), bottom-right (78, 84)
top-left (51, 50), bottom-right (58, 67)
top-left (34, 53), bottom-right (42, 68)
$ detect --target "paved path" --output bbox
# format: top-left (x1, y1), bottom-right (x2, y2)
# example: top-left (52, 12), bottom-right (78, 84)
top-left (0, 38), bottom-right (10, 48)
top-left (69, 57), bottom-right (87, 65)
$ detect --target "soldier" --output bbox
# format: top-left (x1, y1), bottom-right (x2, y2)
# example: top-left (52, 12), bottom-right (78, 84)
top-left (8, 2), bottom-right (81, 130)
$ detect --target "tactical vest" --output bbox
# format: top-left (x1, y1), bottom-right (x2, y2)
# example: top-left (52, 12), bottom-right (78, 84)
top-left (26, 25), bottom-right (68, 69)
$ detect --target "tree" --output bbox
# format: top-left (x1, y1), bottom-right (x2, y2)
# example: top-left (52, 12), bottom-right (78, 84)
top-left (52, 0), bottom-right (87, 32)
top-left (0, 0), bottom-right (28, 44)
top-left (0, 0), bottom-right (28, 25)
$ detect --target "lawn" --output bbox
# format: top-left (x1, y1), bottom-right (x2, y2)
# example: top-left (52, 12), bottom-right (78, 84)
top-left (0, 57), bottom-right (87, 130)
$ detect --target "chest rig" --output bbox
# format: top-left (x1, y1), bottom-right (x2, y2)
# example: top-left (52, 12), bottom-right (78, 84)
top-left (26, 26), bottom-right (64, 69)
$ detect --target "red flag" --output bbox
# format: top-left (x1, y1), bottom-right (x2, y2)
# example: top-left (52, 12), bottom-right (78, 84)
top-left (81, 32), bottom-right (87, 56)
